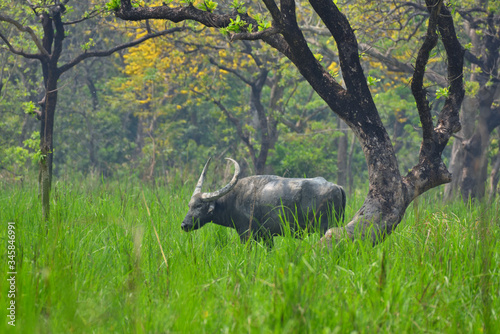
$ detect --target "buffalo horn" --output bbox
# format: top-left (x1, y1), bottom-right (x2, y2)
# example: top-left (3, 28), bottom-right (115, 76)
top-left (192, 157), bottom-right (212, 197)
top-left (200, 158), bottom-right (240, 201)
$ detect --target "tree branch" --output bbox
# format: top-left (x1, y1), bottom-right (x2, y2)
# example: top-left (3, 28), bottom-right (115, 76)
top-left (434, 1), bottom-right (465, 144)
top-left (0, 14), bottom-right (49, 58)
top-left (359, 43), bottom-right (447, 86)
top-left (63, 9), bottom-right (101, 25)
top-left (308, 0), bottom-right (372, 99)
top-left (52, 6), bottom-right (66, 67)
top-left (229, 26), bottom-right (280, 42)
top-left (208, 58), bottom-right (252, 86)
top-left (212, 98), bottom-right (256, 156)
top-left (58, 27), bottom-right (186, 74)
top-left (410, 0), bottom-right (442, 150)
top-left (403, 0), bottom-right (465, 201)
top-left (261, 0), bottom-right (283, 25)
top-left (116, 2), bottom-right (233, 27)
top-left (0, 32), bottom-right (43, 59)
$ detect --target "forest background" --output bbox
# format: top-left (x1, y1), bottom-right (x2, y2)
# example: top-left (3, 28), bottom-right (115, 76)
top-left (1, 0), bottom-right (498, 201)
top-left (1, 1), bottom-right (500, 332)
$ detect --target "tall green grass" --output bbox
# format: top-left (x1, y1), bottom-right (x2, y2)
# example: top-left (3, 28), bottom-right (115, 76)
top-left (1, 176), bottom-right (498, 333)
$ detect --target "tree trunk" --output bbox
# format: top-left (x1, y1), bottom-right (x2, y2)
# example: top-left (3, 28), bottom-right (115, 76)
top-left (444, 96), bottom-right (477, 200)
top-left (392, 110), bottom-right (405, 154)
top-left (460, 123), bottom-right (488, 201)
top-left (40, 78), bottom-right (57, 220)
top-left (459, 96), bottom-right (500, 201)
top-left (337, 118), bottom-right (348, 187)
top-left (347, 132), bottom-right (356, 195)
top-left (489, 149), bottom-right (500, 203)
top-left (453, 9), bottom-right (500, 202)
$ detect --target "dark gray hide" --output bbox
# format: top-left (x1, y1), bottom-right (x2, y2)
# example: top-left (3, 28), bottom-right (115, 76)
top-left (181, 158), bottom-right (346, 246)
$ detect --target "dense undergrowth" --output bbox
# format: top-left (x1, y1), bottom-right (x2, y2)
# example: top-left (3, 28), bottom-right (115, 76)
top-left (1, 175), bottom-right (498, 333)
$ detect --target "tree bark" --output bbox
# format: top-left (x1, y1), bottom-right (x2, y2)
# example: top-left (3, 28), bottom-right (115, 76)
top-left (347, 132), bottom-right (356, 195)
top-left (489, 149), bottom-right (500, 203)
top-left (460, 100), bottom-right (500, 201)
top-left (337, 118), bottom-right (348, 187)
top-left (453, 6), bottom-right (500, 201)
top-left (444, 96), bottom-right (477, 199)
top-left (39, 10), bottom-right (63, 220)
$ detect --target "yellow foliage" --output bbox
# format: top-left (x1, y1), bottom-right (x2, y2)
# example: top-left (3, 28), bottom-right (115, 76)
top-left (138, 94), bottom-right (151, 104)
top-left (327, 61), bottom-right (339, 72)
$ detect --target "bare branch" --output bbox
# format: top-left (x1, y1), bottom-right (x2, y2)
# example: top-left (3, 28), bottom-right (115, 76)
top-left (0, 14), bottom-right (49, 57)
top-left (212, 98), bottom-right (255, 155)
top-left (359, 43), bottom-right (447, 86)
top-left (63, 9), bottom-right (101, 25)
top-left (58, 27), bottom-right (186, 74)
top-left (0, 32), bottom-right (43, 59)
top-left (208, 58), bottom-right (253, 86)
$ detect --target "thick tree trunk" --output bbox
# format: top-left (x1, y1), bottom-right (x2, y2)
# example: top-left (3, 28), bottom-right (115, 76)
top-left (325, 113), bottom-right (406, 242)
top-left (322, 0), bottom-right (464, 244)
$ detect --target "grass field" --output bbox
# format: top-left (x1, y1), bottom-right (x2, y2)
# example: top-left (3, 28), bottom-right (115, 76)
top-left (1, 176), bottom-right (499, 333)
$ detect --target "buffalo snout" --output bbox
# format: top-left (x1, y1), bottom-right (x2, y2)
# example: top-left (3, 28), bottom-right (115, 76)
top-left (181, 221), bottom-right (192, 232)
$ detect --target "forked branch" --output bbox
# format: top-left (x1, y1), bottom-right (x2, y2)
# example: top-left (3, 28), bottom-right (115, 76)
top-left (403, 0), bottom-right (465, 201)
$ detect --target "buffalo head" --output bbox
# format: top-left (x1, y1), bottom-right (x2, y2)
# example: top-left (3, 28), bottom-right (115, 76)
top-left (181, 158), bottom-right (240, 232)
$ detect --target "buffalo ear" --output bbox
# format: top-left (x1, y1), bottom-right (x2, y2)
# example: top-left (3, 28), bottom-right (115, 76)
top-left (208, 202), bottom-right (215, 214)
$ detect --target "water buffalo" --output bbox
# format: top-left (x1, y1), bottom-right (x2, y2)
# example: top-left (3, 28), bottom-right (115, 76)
top-left (181, 158), bottom-right (346, 246)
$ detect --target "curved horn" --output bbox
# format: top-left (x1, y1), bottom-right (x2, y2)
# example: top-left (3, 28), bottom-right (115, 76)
top-left (192, 157), bottom-right (211, 197)
top-left (200, 158), bottom-right (240, 202)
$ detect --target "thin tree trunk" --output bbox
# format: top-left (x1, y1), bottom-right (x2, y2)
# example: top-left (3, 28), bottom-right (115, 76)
top-left (337, 118), bottom-right (348, 187)
top-left (347, 132), bottom-right (355, 195)
top-left (40, 79), bottom-right (57, 220)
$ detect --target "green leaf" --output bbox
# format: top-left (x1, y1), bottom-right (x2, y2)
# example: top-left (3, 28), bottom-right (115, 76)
top-left (435, 87), bottom-right (449, 99)
top-left (367, 76), bottom-right (381, 86)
